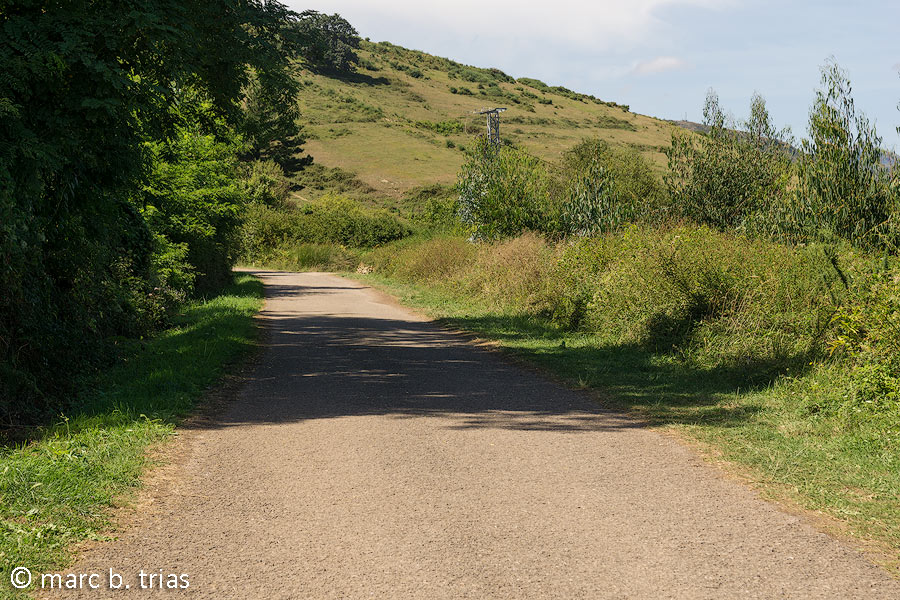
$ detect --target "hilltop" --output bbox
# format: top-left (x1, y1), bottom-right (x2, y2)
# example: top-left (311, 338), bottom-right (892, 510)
top-left (294, 41), bottom-right (679, 201)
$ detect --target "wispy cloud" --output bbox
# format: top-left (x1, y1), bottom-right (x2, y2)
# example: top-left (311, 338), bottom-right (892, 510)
top-left (893, 62), bottom-right (900, 73)
top-left (631, 56), bottom-right (688, 75)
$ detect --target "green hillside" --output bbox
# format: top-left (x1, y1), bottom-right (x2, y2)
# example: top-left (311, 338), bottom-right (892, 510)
top-left (295, 41), bottom-right (677, 200)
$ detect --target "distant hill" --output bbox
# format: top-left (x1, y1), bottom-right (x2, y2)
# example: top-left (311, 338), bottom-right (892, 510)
top-left (295, 41), bottom-right (681, 199)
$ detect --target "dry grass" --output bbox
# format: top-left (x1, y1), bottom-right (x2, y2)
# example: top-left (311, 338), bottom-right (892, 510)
top-left (295, 43), bottom-right (680, 198)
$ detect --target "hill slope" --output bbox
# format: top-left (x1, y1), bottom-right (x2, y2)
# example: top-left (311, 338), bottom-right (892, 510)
top-left (296, 41), bottom-right (678, 199)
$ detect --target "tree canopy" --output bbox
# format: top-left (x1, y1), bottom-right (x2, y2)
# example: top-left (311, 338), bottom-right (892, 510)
top-left (292, 10), bottom-right (361, 74)
top-left (0, 1), bottom-right (302, 422)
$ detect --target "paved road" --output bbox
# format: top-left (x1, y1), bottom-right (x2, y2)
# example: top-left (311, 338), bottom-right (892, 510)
top-left (51, 271), bottom-right (900, 598)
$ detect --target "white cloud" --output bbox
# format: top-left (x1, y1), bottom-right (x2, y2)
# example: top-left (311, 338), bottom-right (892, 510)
top-left (631, 56), bottom-right (688, 75)
top-left (293, 1), bottom-right (733, 50)
top-left (893, 62), bottom-right (900, 73)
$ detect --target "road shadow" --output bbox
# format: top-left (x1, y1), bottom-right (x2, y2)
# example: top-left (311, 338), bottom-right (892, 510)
top-left (176, 273), bottom-right (807, 435)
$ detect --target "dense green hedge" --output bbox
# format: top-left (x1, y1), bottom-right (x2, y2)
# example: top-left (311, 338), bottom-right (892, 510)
top-left (0, 1), bottom-right (300, 425)
top-left (240, 196), bottom-right (412, 263)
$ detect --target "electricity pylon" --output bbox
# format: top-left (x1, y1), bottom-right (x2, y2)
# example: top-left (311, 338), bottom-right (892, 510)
top-left (475, 107), bottom-right (506, 145)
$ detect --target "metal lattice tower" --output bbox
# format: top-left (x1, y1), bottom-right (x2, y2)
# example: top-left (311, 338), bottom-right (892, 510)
top-left (475, 107), bottom-right (506, 145)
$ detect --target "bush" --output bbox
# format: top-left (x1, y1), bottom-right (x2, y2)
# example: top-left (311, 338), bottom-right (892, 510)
top-left (254, 242), bottom-right (360, 272)
top-left (457, 138), bottom-right (558, 240)
top-left (415, 119), bottom-right (464, 136)
top-left (368, 235), bottom-right (475, 283)
top-left (240, 196), bottom-right (412, 263)
top-left (143, 129), bottom-right (246, 295)
top-left (794, 62), bottom-right (898, 252)
top-left (372, 228), bottom-right (887, 387)
top-left (455, 137), bottom-right (663, 241)
top-left (465, 234), bottom-right (556, 309)
top-left (548, 227), bottom-right (863, 376)
top-left (561, 138), bottom-right (666, 232)
top-left (243, 160), bottom-right (292, 207)
top-left (665, 91), bottom-right (792, 231)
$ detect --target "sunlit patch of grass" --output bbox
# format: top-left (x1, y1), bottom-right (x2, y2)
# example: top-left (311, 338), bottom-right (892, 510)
top-left (0, 274), bottom-right (263, 599)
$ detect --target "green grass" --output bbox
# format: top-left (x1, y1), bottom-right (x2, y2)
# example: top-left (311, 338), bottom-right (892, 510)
top-left (240, 242), bottom-right (361, 272)
top-left (0, 274), bottom-right (264, 599)
top-left (353, 270), bottom-right (900, 574)
top-left (296, 41), bottom-right (679, 200)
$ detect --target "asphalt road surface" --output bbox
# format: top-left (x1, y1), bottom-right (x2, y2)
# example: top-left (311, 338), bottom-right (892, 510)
top-left (48, 271), bottom-right (900, 599)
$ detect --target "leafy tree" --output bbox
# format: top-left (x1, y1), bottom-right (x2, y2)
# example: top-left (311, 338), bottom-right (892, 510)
top-left (142, 124), bottom-right (246, 294)
top-left (796, 61), bottom-right (897, 251)
top-left (240, 69), bottom-right (311, 171)
top-left (457, 139), bottom-right (556, 240)
top-left (292, 10), bottom-right (361, 74)
top-left (0, 1), bottom-right (300, 422)
top-left (560, 162), bottom-right (621, 236)
top-left (562, 138), bottom-right (666, 228)
top-left (665, 90), bottom-right (792, 230)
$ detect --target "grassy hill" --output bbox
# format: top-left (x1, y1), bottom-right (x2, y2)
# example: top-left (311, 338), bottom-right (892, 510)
top-left (295, 41), bottom-right (678, 201)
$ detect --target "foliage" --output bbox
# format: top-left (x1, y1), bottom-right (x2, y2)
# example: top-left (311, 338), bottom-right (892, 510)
top-left (240, 196), bottom-right (412, 263)
top-left (560, 163), bottom-right (621, 236)
top-left (142, 126), bottom-right (247, 295)
top-left (0, 1), bottom-right (299, 423)
top-left (665, 90), bottom-right (792, 231)
top-left (456, 137), bottom-right (666, 240)
top-left (239, 70), bottom-right (309, 171)
top-left (415, 119), bottom-right (465, 135)
top-left (293, 163), bottom-right (375, 196)
top-left (243, 242), bottom-right (361, 272)
top-left (456, 139), bottom-right (558, 240)
top-left (292, 10), bottom-right (361, 74)
top-left (369, 228), bottom-right (847, 374)
top-left (243, 159), bottom-right (293, 207)
top-left (0, 275), bottom-right (262, 599)
top-left (793, 61), bottom-right (898, 252)
top-left (561, 138), bottom-right (666, 232)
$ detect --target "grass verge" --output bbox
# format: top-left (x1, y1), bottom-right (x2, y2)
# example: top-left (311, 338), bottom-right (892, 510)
top-left (0, 274), bottom-right (264, 599)
top-left (353, 271), bottom-right (900, 574)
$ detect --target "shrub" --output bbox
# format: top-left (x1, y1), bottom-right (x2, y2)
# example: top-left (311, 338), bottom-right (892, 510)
top-left (465, 234), bottom-right (556, 309)
top-left (415, 119), bottom-right (464, 135)
top-left (240, 196), bottom-right (412, 263)
top-left (546, 227), bottom-right (857, 376)
top-left (560, 164), bottom-right (623, 236)
top-left (456, 138), bottom-right (662, 240)
top-left (243, 160), bottom-right (292, 207)
top-left (794, 61), bottom-right (898, 252)
top-left (665, 91), bottom-right (792, 231)
top-left (457, 138), bottom-right (558, 240)
top-left (143, 129), bottom-right (246, 295)
top-left (562, 138), bottom-right (666, 229)
top-left (255, 242), bottom-right (360, 272)
top-left (368, 235), bottom-right (475, 283)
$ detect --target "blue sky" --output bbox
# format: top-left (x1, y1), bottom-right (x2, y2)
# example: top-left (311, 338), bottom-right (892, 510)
top-left (288, 1), bottom-right (900, 148)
